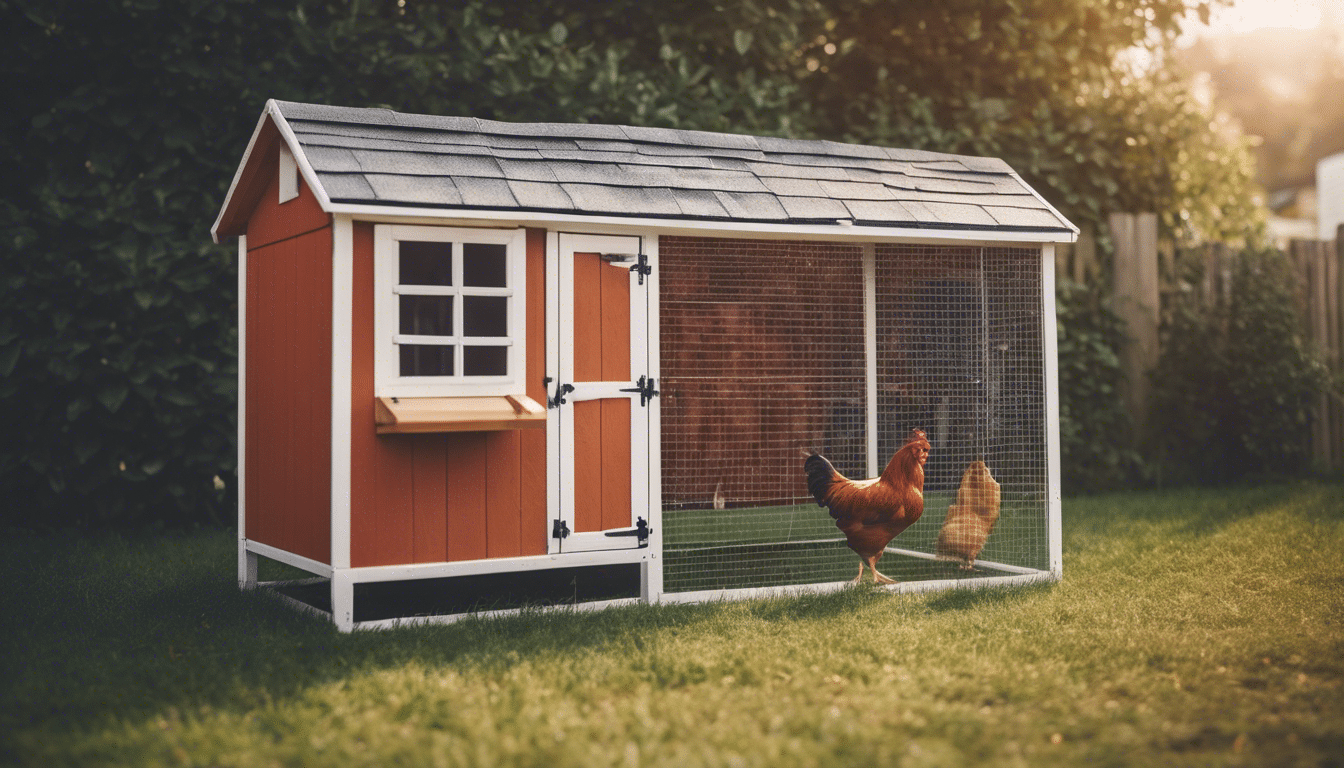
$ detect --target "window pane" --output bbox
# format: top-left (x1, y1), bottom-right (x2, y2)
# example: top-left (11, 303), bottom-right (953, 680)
top-left (400, 344), bottom-right (455, 376)
top-left (400, 295), bottom-right (454, 336)
top-left (463, 296), bottom-right (508, 337)
top-left (464, 346), bottom-right (508, 376)
top-left (462, 243), bottom-right (507, 287)
top-left (400, 241), bottom-right (453, 286)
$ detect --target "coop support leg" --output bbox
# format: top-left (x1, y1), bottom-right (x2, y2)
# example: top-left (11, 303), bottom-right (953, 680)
top-left (640, 559), bottom-right (658, 605)
top-left (238, 546), bottom-right (258, 590)
top-left (331, 569), bottom-right (355, 633)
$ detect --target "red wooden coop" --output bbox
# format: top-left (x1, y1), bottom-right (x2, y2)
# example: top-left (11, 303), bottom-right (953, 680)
top-left (213, 101), bottom-right (1075, 630)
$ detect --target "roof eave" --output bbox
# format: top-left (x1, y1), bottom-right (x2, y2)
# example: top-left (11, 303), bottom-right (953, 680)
top-left (210, 107), bottom-right (273, 243)
top-left (322, 200), bottom-right (1079, 244)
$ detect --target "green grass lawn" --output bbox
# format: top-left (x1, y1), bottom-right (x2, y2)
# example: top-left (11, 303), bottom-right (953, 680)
top-left (3, 483), bottom-right (1342, 767)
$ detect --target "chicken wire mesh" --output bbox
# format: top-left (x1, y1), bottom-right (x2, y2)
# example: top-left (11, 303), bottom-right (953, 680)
top-left (659, 238), bottom-right (1049, 594)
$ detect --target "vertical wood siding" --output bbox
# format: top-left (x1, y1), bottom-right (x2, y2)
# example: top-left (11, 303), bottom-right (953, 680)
top-left (349, 226), bottom-right (548, 567)
top-left (245, 226), bottom-right (333, 564)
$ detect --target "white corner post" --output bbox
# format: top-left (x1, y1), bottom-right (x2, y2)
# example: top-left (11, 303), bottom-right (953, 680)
top-left (237, 234), bottom-right (257, 590)
top-left (643, 232), bottom-right (664, 604)
top-left (1041, 243), bottom-right (1064, 578)
top-left (331, 215), bottom-right (355, 631)
top-left (862, 243), bottom-right (878, 477)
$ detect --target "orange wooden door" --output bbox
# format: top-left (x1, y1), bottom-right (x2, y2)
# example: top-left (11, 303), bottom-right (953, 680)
top-left (550, 234), bottom-right (651, 553)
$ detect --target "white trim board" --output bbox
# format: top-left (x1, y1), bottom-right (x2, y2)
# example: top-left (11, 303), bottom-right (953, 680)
top-left (1041, 243), bottom-right (1064, 577)
top-left (319, 204), bottom-right (1078, 246)
top-left (660, 570), bottom-right (1056, 607)
top-left (343, 547), bottom-right (653, 585)
top-left (211, 112), bottom-right (272, 243)
top-left (245, 539), bottom-right (335, 578)
top-left (331, 216), bottom-right (354, 571)
top-left (236, 235), bottom-right (250, 589)
top-left (267, 100), bottom-right (333, 211)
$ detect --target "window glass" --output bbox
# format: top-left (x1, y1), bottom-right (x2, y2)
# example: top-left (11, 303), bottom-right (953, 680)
top-left (400, 345), bottom-right (455, 377)
top-left (399, 241), bottom-right (453, 286)
top-left (463, 346), bottom-right (508, 376)
top-left (462, 243), bottom-right (507, 287)
top-left (462, 296), bottom-right (508, 337)
top-left (399, 295), bottom-right (454, 336)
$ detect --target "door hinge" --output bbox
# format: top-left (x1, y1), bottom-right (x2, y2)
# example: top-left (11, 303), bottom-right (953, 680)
top-left (603, 517), bottom-right (651, 547)
top-left (552, 519), bottom-right (570, 540)
top-left (620, 375), bottom-right (659, 407)
top-left (546, 377), bottom-right (574, 409)
top-left (629, 253), bottom-right (652, 285)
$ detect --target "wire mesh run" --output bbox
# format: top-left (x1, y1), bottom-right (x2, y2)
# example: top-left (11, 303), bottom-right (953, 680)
top-left (659, 238), bottom-right (1049, 594)
top-left (875, 244), bottom-right (1049, 575)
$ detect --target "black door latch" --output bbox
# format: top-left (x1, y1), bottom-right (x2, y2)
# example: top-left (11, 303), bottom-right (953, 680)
top-left (619, 375), bottom-right (658, 406)
top-left (552, 519), bottom-right (570, 539)
top-left (603, 517), bottom-right (651, 547)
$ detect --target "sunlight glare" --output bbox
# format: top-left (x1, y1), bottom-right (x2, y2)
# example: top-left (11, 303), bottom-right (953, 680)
top-left (1201, 0), bottom-right (1324, 34)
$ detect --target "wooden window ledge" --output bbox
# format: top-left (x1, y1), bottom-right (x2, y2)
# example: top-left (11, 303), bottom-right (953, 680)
top-left (375, 395), bottom-right (546, 434)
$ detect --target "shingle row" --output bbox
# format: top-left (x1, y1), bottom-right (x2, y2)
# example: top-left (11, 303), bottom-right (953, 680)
top-left (276, 101), bottom-right (1071, 232)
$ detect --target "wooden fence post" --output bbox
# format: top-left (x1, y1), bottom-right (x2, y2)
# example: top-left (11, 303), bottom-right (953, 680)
top-left (1291, 238), bottom-right (1342, 470)
top-left (1074, 224), bottom-right (1096, 284)
top-left (1110, 212), bottom-right (1160, 440)
top-left (1336, 226), bottom-right (1344, 470)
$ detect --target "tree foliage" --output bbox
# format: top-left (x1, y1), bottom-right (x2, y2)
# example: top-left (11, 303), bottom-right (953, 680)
top-left (799, 0), bottom-right (1263, 244)
top-left (1, 0), bottom-right (1272, 526)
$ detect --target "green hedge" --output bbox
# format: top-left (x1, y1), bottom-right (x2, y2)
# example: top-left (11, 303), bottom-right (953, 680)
top-left (1054, 279), bottom-right (1143, 492)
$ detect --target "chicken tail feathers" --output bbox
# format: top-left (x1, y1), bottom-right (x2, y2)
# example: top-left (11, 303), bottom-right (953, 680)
top-left (804, 452), bottom-right (841, 509)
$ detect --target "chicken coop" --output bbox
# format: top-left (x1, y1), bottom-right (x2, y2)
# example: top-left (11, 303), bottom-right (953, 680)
top-left (213, 100), bottom-right (1074, 631)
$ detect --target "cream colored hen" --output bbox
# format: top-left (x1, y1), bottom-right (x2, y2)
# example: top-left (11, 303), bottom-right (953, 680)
top-left (935, 460), bottom-right (1002, 569)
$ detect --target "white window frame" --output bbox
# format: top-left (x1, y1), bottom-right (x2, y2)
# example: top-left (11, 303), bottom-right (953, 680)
top-left (374, 224), bottom-right (527, 398)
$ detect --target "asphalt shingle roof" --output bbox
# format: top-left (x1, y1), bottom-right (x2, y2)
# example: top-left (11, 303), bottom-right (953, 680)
top-left (273, 101), bottom-right (1074, 234)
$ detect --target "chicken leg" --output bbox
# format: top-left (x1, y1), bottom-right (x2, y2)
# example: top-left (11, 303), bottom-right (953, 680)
top-left (850, 561), bottom-right (866, 584)
top-left (867, 553), bottom-right (896, 584)
top-left (850, 553), bottom-right (897, 585)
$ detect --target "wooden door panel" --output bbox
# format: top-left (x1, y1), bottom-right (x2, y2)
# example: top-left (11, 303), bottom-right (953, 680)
top-left (572, 252), bottom-right (631, 383)
top-left (570, 398), bottom-right (633, 534)
top-left (600, 258), bottom-right (631, 381)
top-left (572, 399), bottom-right (603, 533)
top-left (573, 253), bottom-right (604, 382)
top-left (600, 398), bottom-right (633, 531)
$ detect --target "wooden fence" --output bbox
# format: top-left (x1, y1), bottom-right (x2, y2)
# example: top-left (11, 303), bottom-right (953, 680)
top-left (1055, 216), bottom-right (1344, 470)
